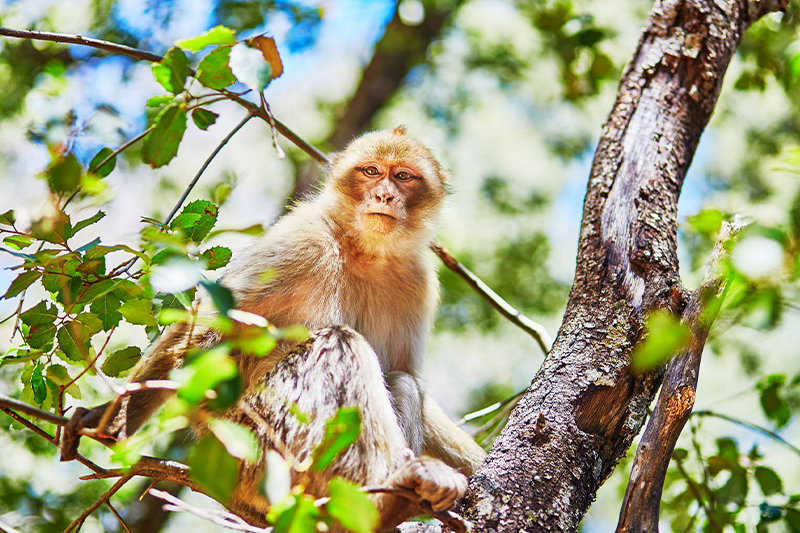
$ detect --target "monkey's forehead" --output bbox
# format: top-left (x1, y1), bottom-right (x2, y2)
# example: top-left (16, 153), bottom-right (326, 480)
top-left (337, 130), bottom-right (444, 180)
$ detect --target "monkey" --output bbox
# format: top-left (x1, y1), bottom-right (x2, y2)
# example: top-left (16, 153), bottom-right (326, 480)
top-left (61, 127), bottom-right (486, 530)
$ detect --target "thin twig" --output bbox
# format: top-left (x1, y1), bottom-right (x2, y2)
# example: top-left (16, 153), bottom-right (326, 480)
top-left (59, 327), bottom-right (116, 411)
top-left (105, 502), bottom-right (132, 533)
top-left (163, 111), bottom-right (255, 225)
top-left (692, 410), bottom-right (800, 457)
top-left (430, 243), bottom-right (552, 354)
top-left (64, 473), bottom-right (134, 533)
top-left (149, 489), bottom-right (272, 533)
top-left (0, 392), bottom-right (69, 425)
top-left (0, 27), bottom-right (162, 62)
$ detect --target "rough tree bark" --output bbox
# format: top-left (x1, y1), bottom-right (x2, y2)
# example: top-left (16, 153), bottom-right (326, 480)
top-left (423, 0), bottom-right (786, 531)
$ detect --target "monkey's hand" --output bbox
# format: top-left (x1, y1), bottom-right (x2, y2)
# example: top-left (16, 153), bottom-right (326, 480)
top-left (60, 402), bottom-right (120, 461)
top-left (386, 455), bottom-right (468, 512)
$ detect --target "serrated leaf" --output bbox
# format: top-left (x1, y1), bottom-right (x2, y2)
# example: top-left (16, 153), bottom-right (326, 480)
top-left (196, 46), bottom-right (237, 90)
top-left (177, 25), bottom-right (236, 51)
top-left (46, 363), bottom-right (71, 385)
top-left (71, 210), bottom-right (106, 234)
top-left (26, 323), bottom-right (56, 350)
top-left (20, 301), bottom-right (57, 326)
top-left (191, 108), bottom-right (218, 130)
top-left (46, 153), bottom-right (82, 193)
top-left (188, 434), bottom-right (238, 504)
top-left (31, 361), bottom-right (46, 404)
top-left (170, 200), bottom-right (218, 242)
top-left (101, 346), bottom-right (141, 377)
top-left (118, 298), bottom-right (157, 326)
top-left (229, 43), bottom-right (273, 91)
top-left (2, 271), bottom-right (42, 299)
top-left (152, 47), bottom-right (190, 94)
top-left (327, 477), bottom-right (379, 533)
top-left (3, 234), bottom-right (34, 250)
top-left (201, 246), bottom-right (232, 270)
top-left (208, 418), bottom-right (259, 462)
top-left (312, 407), bottom-right (361, 472)
top-left (89, 148), bottom-right (116, 177)
top-left (57, 320), bottom-right (97, 362)
top-left (142, 104), bottom-right (187, 168)
top-left (90, 291), bottom-right (122, 330)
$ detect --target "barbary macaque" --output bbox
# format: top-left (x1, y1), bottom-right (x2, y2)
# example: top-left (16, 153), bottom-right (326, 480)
top-left (61, 127), bottom-right (485, 530)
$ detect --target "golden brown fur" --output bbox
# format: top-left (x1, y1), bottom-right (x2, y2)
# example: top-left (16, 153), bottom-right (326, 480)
top-left (61, 128), bottom-right (485, 530)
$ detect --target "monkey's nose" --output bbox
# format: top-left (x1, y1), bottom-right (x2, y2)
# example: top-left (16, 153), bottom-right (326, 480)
top-left (376, 192), bottom-right (394, 203)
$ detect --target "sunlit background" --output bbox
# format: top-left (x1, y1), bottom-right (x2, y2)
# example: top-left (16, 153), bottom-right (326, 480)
top-left (1, 0), bottom-right (799, 531)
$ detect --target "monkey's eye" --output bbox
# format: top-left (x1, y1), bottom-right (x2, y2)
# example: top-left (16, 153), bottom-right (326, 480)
top-left (361, 166), bottom-right (379, 176)
top-left (395, 171), bottom-right (411, 181)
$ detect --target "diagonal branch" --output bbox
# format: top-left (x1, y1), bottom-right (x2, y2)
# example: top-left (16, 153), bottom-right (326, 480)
top-left (617, 218), bottom-right (746, 532)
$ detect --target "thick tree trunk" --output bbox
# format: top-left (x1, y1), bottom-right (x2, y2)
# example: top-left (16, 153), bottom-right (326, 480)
top-left (446, 0), bottom-right (788, 531)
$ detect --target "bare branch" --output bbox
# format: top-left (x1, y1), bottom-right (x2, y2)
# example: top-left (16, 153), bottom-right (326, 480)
top-left (149, 489), bottom-right (272, 533)
top-left (64, 474), bottom-right (134, 533)
top-left (616, 219), bottom-right (746, 532)
top-left (364, 486), bottom-right (471, 533)
top-left (0, 392), bottom-right (69, 425)
top-left (430, 243), bottom-right (552, 354)
top-left (0, 27), bottom-right (162, 62)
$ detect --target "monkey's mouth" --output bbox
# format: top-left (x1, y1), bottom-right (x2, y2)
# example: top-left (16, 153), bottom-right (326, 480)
top-left (367, 212), bottom-right (397, 220)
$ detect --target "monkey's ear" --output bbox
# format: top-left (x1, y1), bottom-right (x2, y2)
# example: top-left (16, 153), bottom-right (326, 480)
top-left (392, 125), bottom-right (407, 136)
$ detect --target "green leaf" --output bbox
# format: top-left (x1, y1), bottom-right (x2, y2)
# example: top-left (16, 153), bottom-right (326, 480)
top-left (312, 407), bottom-right (361, 472)
top-left (631, 311), bottom-right (691, 374)
top-left (200, 279), bottom-right (235, 315)
top-left (176, 25), bottom-right (236, 51)
top-left (0, 209), bottom-right (15, 226)
top-left (327, 477), bottom-right (379, 533)
top-left (172, 346), bottom-right (238, 404)
top-left (152, 47), bottom-right (190, 94)
top-left (207, 418), bottom-right (260, 462)
top-left (754, 466), bottom-right (783, 496)
top-left (57, 316), bottom-right (101, 363)
top-left (2, 271), bottom-right (42, 299)
top-left (201, 246), bottom-right (232, 270)
top-left (71, 210), bottom-right (106, 234)
top-left (759, 502), bottom-right (783, 524)
top-left (687, 208), bottom-right (725, 237)
top-left (77, 237), bottom-right (101, 253)
top-left (46, 153), bottom-right (82, 193)
top-left (170, 200), bottom-right (218, 242)
top-left (188, 434), bottom-right (238, 504)
top-left (3, 234), bottom-right (34, 250)
top-left (46, 363), bottom-right (71, 385)
top-left (118, 298), bottom-right (157, 326)
top-left (196, 46), bottom-right (237, 90)
top-left (89, 148), bottom-right (116, 177)
top-left (147, 95), bottom-right (174, 107)
top-left (786, 508), bottom-right (800, 532)
top-left (90, 291), bottom-right (122, 330)
top-left (31, 361), bottom-right (46, 404)
top-left (26, 324), bottom-right (56, 350)
top-left (20, 301), bottom-right (57, 326)
top-left (101, 346), bottom-right (142, 378)
top-left (757, 374), bottom-right (791, 428)
top-left (269, 493), bottom-right (320, 533)
top-left (142, 104), bottom-right (188, 168)
top-left (229, 43), bottom-right (273, 91)
top-left (191, 108), bottom-right (219, 130)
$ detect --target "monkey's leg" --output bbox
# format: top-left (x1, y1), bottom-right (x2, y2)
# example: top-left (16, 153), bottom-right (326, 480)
top-left (385, 370), bottom-right (424, 455)
top-left (229, 326), bottom-right (466, 531)
top-left (421, 395), bottom-right (488, 476)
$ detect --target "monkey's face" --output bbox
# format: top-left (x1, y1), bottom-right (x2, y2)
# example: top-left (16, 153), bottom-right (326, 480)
top-left (327, 129), bottom-right (447, 246)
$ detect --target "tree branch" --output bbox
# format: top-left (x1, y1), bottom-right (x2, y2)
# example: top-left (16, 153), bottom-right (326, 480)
top-left (0, 27), bottom-right (163, 62)
top-left (149, 489), bottom-right (272, 533)
top-left (64, 473), bottom-right (134, 533)
top-left (616, 218), bottom-right (745, 532)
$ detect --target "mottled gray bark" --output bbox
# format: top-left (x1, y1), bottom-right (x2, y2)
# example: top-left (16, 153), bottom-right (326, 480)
top-left (440, 1), bottom-right (788, 531)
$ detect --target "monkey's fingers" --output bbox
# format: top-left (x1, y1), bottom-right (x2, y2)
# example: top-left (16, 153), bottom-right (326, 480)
top-left (59, 404), bottom-right (117, 461)
top-left (389, 456), bottom-right (468, 512)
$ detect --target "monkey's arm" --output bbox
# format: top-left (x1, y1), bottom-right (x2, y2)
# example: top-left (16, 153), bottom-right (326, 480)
top-left (60, 323), bottom-right (216, 459)
top-left (421, 395), bottom-right (487, 476)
